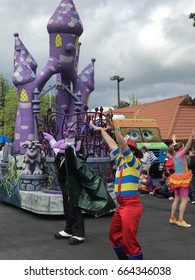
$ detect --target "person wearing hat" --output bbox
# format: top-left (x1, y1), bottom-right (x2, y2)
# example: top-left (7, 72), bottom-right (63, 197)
top-left (90, 119), bottom-right (143, 260)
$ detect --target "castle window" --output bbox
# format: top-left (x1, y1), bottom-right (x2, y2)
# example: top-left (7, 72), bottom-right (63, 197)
top-left (55, 34), bottom-right (63, 47)
top-left (20, 89), bottom-right (29, 102)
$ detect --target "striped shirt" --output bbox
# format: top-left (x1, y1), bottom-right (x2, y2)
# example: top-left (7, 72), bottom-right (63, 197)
top-left (112, 147), bottom-right (141, 197)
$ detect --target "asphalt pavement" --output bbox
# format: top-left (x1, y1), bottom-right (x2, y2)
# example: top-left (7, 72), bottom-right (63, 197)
top-left (0, 193), bottom-right (195, 260)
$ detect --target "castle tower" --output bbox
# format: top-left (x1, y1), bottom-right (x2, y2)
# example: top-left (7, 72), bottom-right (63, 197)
top-left (47, 0), bottom-right (83, 81)
top-left (13, 34), bottom-right (37, 154)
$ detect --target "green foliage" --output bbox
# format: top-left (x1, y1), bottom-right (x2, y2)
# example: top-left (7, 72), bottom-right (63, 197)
top-left (128, 94), bottom-right (140, 106)
top-left (2, 88), bottom-right (18, 140)
top-left (113, 94), bottom-right (140, 109)
top-left (0, 75), bottom-right (11, 93)
top-left (40, 94), bottom-right (55, 117)
top-left (189, 13), bottom-right (195, 26)
top-left (189, 13), bottom-right (195, 19)
top-left (3, 87), bottom-right (18, 140)
top-left (0, 76), bottom-right (17, 139)
top-left (119, 100), bottom-right (130, 108)
top-left (0, 74), bottom-right (56, 139)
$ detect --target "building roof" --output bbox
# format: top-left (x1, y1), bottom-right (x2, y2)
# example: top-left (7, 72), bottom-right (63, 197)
top-left (111, 94), bottom-right (195, 141)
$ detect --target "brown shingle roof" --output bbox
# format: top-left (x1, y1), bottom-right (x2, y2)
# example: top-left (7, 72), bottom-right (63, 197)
top-left (173, 106), bottom-right (195, 139)
top-left (111, 94), bottom-right (195, 141)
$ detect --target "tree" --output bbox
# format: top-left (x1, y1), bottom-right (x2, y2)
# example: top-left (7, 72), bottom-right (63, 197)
top-left (113, 94), bottom-right (140, 109)
top-left (189, 13), bottom-right (195, 26)
top-left (128, 94), bottom-right (140, 106)
top-left (40, 94), bottom-right (55, 117)
top-left (0, 73), bottom-right (56, 140)
top-left (1, 87), bottom-right (18, 140)
top-left (118, 100), bottom-right (130, 108)
top-left (0, 75), bottom-right (16, 139)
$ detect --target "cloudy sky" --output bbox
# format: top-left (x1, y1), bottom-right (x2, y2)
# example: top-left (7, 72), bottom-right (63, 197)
top-left (1, 0), bottom-right (195, 109)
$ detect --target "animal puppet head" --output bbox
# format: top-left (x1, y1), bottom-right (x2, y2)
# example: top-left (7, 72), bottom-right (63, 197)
top-left (45, 128), bottom-right (81, 154)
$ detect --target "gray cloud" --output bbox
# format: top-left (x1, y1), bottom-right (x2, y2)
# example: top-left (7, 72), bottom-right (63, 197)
top-left (1, 0), bottom-right (195, 109)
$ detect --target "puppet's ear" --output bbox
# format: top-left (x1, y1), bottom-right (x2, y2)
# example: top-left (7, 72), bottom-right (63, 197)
top-left (43, 132), bottom-right (54, 142)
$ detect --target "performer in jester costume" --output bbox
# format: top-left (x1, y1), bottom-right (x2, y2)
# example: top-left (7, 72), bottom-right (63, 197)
top-left (91, 119), bottom-right (143, 260)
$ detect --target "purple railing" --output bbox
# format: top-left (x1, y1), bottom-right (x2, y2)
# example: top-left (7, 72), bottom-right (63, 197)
top-left (37, 106), bottom-right (113, 158)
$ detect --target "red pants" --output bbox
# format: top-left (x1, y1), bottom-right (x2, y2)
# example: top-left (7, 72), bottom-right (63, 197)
top-left (109, 195), bottom-right (143, 257)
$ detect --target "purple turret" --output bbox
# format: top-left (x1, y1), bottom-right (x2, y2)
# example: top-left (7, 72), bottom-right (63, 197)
top-left (47, 0), bottom-right (83, 80)
top-left (74, 58), bottom-right (96, 110)
top-left (13, 33), bottom-right (38, 75)
top-left (46, 0), bottom-right (85, 133)
top-left (13, 34), bottom-right (37, 154)
top-left (47, 0), bottom-right (83, 35)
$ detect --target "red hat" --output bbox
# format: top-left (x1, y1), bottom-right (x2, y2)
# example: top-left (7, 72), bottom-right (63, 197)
top-left (126, 139), bottom-right (143, 159)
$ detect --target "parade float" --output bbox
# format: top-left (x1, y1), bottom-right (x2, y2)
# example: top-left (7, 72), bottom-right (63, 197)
top-left (0, 0), bottom-right (115, 215)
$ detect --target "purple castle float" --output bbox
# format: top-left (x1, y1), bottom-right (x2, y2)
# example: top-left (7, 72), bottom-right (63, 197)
top-left (12, 0), bottom-right (96, 155)
top-left (0, 0), bottom-right (114, 215)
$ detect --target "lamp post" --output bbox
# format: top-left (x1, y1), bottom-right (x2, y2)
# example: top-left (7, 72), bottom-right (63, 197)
top-left (110, 75), bottom-right (124, 108)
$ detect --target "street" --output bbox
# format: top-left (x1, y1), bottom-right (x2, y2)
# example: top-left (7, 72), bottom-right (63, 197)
top-left (0, 193), bottom-right (195, 260)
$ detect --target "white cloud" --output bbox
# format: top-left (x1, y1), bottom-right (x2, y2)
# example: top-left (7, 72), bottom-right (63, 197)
top-left (1, 0), bottom-right (195, 109)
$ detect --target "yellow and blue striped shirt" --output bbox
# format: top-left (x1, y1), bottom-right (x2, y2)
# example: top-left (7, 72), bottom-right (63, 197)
top-left (112, 147), bottom-right (141, 197)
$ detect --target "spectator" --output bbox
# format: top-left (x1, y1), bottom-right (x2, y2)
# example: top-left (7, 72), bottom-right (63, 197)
top-left (148, 150), bottom-right (157, 165)
top-left (188, 148), bottom-right (195, 204)
top-left (138, 170), bottom-right (153, 194)
top-left (0, 146), bottom-right (3, 162)
top-left (189, 147), bottom-right (195, 157)
top-left (185, 150), bottom-right (191, 165)
top-left (140, 146), bottom-right (151, 173)
top-left (159, 146), bottom-right (175, 175)
top-left (152, 171), bottom-right (172, 198)
top-left (0, 146), bottom-right (3, 175)
top-left (164, 146), bottom-right (175, 173)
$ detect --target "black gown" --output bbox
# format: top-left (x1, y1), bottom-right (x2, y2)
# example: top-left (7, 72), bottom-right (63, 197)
top-left (55, 146), bottom-right (116, 214)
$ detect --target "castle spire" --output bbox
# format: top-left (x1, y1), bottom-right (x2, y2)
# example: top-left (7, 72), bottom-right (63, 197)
top-left (13, 33), bottom-right (38, 73)
top-left (13, 33), bottom-right (37, 86)
top-left (79, 58), bottom-right (96, 91)
top-left (47, 0), bottom-right (83, 36)
top-left (13, 50), bottom-right (36, 86)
